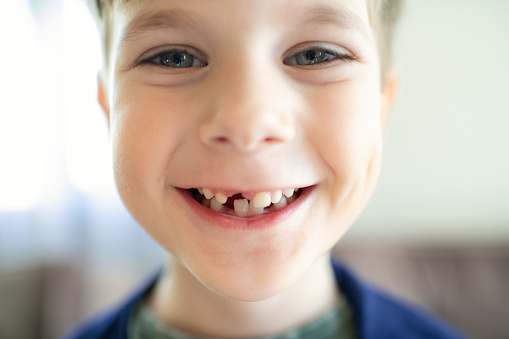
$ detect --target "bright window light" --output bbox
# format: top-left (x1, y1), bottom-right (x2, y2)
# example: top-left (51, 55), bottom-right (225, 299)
top-left (62, 0), bottom-right (113, 194)
top-left (0, 0), bottom-right (44, 211)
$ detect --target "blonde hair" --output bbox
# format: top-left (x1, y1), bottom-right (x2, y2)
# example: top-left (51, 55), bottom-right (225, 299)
top-left (87, 0), bottom-right (402, 80)
top-left (367, 0), bottom-right (403, 81)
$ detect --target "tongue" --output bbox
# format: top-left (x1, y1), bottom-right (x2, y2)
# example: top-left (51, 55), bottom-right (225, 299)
top-left (225, 193), bottom-right (245, 209)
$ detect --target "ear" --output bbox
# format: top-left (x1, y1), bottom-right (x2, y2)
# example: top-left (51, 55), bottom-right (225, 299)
top-left (97, 71), bottom-right (110, 124)
top-left (380, 67), bottom-right (400, 135)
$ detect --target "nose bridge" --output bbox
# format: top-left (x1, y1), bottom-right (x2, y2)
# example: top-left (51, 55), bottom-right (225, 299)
top-left (199, 53), bottom-right (296, 152)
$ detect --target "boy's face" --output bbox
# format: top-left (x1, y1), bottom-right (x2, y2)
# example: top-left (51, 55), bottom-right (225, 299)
top-left (100, 0), bottom-right (395, 301)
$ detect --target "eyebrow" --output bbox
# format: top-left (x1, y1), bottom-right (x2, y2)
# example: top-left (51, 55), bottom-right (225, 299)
top-left (118, 3), bottom-right (371, 48)
top-left (298, 4), bottom-right (371, 40)
top-left (119, 9), bottom-right (197, 46)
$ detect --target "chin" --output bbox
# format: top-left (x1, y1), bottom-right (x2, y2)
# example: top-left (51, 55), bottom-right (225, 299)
top-left (187, 245), bottom-right (320, 302)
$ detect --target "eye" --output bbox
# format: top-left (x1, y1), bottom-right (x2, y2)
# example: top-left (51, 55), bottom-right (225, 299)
top-left (141, 49), bottom-right (206, 68)
top-left (284, 47), bottom-right (356, 67)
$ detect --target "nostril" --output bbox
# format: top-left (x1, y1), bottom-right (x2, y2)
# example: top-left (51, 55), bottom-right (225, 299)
top-left (209, 135), bottom-right (287, 150)
top-left (199, 114), bottom-right (295, 151)
top-left (209, 136), bottom-right (231, 147)
top-left (264, 137), bottom-right (280, 144)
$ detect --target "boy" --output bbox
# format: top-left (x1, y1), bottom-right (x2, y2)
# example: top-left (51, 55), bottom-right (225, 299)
top-left (63, 0), bottom-right (467, 338)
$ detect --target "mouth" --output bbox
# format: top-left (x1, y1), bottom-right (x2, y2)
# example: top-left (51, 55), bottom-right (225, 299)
top-left (188, 187), bottom-right (305, 218)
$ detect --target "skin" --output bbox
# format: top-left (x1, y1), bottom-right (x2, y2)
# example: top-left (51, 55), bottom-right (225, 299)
top-left (98, 0), bottom-right (399, 337)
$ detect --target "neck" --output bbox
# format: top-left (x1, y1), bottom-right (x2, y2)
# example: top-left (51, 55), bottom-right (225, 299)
top-left (149, 253), bottom-right (340, 338)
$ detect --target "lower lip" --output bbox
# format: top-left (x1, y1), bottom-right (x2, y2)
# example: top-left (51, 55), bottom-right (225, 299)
top-left (177, 187), bottom-right (314, 231)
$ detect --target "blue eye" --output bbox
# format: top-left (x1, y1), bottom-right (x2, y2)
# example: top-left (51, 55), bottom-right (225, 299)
top-left (145, 50), bottom-right (206, 68)
top-left (285, 48), bottom-right (355, 66)
top-left (295, 50), bottom-right (335, 65)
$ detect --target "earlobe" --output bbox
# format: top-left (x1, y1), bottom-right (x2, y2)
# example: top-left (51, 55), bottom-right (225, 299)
top-left (380, 67), bottom-right (400, 135)
top-left (97, 71), bottom-right (110, 124)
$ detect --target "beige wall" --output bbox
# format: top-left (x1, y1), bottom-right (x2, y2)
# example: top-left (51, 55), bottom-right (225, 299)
top-left (348, 1), bottom-right (509, 242)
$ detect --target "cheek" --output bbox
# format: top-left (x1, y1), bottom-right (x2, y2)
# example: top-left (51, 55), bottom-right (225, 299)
top-left (109, 81), bottom-right (197, 235)
top-left (110, 82), bottom-right (192, 191)
top-left (306, 80), bottom-right (383, 203)
top-left (108, 81), bottom-right (201, 256)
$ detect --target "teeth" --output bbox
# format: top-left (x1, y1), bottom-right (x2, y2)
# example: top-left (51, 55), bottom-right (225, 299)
top-left (282, 188), bottom-right (294, 198)
top-left (234, 199), bottom-right (249, 217)
top-left (274, 195), bottom-right (287, 210)
top-left (202, 188), bottom-right (214, 200)
top-left (253, 191), bottom-right (271, 208)
top-left (210, 197), bottom-right (223, 212)
top-left (215, 192), bottom-right (227, 204)
top-left (270, 190), bottom-right (283, 204)
top-left (249, 200), bottom-right (265, 215)
top-left (197, 187), bottom-right (300, 216)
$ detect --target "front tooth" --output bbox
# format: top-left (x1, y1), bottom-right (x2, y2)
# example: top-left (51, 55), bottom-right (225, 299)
top-left (282, 188), bottom-right (295, 198)
top-left (210, 197), bottom-right (223, 212)
top-left (234, 199), bottom-right (249, 217)
top-left (271, 190), bottom-right (283, 204)
top-left (215, 192), bottom-right (227, 204)
top-left (249, 200), bottom-right (265, 215)
top-left (197, 188), bottom-right (204, 195)
top-left (253, 192), bottom-right (271, 208)
top-left (202, 188), bottom-right (214, 199)
top-left (274, 195), bottom-right (287, 210)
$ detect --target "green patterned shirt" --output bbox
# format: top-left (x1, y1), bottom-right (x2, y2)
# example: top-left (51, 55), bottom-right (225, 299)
top-left (128, 298), bottom-right (356, 339)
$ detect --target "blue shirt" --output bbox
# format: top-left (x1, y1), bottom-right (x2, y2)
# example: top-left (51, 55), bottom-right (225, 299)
top-left (61, 259), bottom-right (469, 339)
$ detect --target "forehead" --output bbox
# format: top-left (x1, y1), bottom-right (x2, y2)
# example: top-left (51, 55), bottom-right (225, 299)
top-left (112, 0), bottom-right (373, 44)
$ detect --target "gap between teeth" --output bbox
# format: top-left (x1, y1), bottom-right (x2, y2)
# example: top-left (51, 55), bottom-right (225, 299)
top-left (196, 188), bottom-right (299, 217)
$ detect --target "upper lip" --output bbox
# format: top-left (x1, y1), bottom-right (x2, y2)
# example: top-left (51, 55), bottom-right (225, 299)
top-left (180, 185), bottom-right (312, 194)
top-left (176, 181), bottom-right (316, 190)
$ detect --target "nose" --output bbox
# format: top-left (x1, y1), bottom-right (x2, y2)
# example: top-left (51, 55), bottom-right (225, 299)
top-left (199, 59), bottom-right (297, 152)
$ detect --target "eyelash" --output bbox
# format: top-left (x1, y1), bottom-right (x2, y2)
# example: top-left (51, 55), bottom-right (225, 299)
top-left (284, 46), bottom-right (358, 66)
top-left (138, 48), bottom-right (208, 68)
top-left (137, 45), bottom-right (357, 69)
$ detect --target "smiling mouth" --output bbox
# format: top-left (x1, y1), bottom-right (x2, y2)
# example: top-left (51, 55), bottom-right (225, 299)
top-left (189, 187), bottom-right (304, 218)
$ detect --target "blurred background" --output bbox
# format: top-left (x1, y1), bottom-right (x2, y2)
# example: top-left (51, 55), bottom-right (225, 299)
top-left (0, 0), bottom-right (507, 338)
